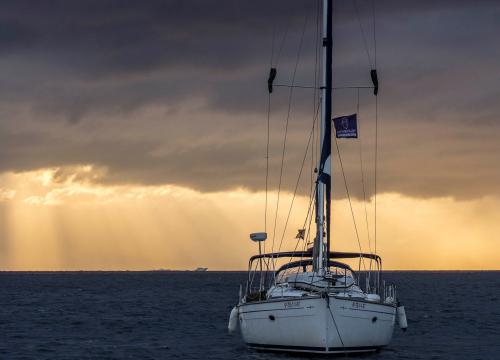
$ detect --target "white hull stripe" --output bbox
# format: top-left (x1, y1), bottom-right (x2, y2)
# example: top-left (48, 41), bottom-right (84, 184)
top-left (240, 307), bottom-right (305, 314)
top-left (246, 343), bottom-right (381, 353)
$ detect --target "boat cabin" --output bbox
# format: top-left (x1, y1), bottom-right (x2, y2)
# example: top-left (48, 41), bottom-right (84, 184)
top-left (244, 250), bottom-right (383, 302)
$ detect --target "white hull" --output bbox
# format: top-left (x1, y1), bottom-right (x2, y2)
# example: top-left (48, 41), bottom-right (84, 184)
top-left (238, 295), bottom-right (396, 353)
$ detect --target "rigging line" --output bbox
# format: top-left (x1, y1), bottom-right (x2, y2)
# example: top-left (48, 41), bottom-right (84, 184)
top-left (372, 0), bottom-right (377, 69)
top-left (273, 11), bottom-right (292, 68)
top-left (311, 109), bottom-right (315, 201)
top-left (302, 206), bottom-right (314, 255)
top-left (264, 111), bottom-right (271, 232)
top-left (304, 189), bottom-right (316, 245)
top-left (263, 92), bottom-right (271, 273)
top-left (372, 0), bottom-right (378, 255)
top-left (374, 95), bottom-right (378, 255)
top-left (333, 86), bottom-right (374, 89)
top-left (334, 136), bottom-right (367, 272)
top-left (266, 24), bottom-right (275, 234)
top-left (298, 16), bottom-right (320, 272)
top-left (296, 0), bottom-right (320, 277)
top-left (276, 100), bottom-right (320, 258)
top-left (270, 12), bottom-right (309, 266)
top-left (283, 222), bottom-right (306, 285)
top-left (325, 294), bottom-right (345, 349)
top-left (357, 89), bottom-right (373, 280)
top-left (291, 187), bottom-right (316, 272)
top-left (357, 89), bottom-right (372, 255)
top-left (282, 109), bottom-right (319, 277)
top-left (312, 0), bottom-right (321, 190)
top-left (313, 0), bottom-right (322, 193)
top-left (274, 102), bottom-right (320, 273)
top-left (263, 23), bottom-right (277, 274)
top-left (310, 5), bottom-right (315, 196)
top-left (274, 84), bottom-right (374, 90)
top-left (264, 26), bottom-right (275, 250)
top-left (295, 121), bottom-right (320, 274)
top-left (304, 186), bottom-right (316, 241)
top-left (287, 185), bottom-right (317, 284)
top-left (274, 84), bottom-right (316, 89)
top-left (270, 23), bottom-right (276, 70)
top-left (304, 172), bottom-right (318, 238)
top-left (248, 255), bottom-right (260, 291)
top-left (353, 0), bottom-right (373, 69)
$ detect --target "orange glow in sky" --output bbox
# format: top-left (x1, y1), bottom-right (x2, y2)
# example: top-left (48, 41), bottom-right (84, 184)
top-left (0, 166), bottom-right (498, 270)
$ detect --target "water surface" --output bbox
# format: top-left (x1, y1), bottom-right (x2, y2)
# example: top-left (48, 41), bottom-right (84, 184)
top-left (1, 271), bottom-right (499, 359)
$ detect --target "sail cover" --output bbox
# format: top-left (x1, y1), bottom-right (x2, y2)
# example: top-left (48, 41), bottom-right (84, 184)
top-left (318, 117), bottom-right (331, 183)
top-left (318, 104), bottom-right (332, 268)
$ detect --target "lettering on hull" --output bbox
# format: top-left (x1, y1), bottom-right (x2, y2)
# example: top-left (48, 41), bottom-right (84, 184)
top-left (284, 300), bottom-right (301, 308)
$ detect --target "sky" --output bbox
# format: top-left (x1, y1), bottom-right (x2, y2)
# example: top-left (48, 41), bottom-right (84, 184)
top-left (1, 0), bottom-right (499, 270)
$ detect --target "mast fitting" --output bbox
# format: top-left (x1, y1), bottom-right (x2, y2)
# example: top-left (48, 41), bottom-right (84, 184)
top-left (267, 67), bottom-right (277, 93)
top-left (370, 69), bottom-right (379, 95)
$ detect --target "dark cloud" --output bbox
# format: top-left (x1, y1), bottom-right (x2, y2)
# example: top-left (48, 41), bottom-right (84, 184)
top-left (0, 0), bottom-right (499, 199)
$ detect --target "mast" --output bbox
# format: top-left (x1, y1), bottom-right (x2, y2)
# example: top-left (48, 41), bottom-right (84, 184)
top-left (315, 0), bottom-right (333, 274)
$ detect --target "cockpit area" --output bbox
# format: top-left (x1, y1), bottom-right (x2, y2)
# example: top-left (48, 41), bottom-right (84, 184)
top-left (275, 259), bottom-right (357, 291)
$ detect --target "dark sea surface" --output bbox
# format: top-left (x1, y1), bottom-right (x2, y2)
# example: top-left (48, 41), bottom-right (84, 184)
top-left (1, 271), bottom-right (499, 359)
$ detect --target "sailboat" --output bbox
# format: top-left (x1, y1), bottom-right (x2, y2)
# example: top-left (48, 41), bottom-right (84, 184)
top-left (228, 0), bottom-right (407, 355)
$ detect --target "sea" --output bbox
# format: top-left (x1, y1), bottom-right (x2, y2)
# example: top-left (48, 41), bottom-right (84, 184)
top-left (1, 271), bottom-right (499, 359)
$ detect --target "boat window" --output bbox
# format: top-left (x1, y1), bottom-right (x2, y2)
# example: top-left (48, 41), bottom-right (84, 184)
top-left (274, 263), bottom-right (356, 284)
top-left (275, 263), bottom-right (314, 283)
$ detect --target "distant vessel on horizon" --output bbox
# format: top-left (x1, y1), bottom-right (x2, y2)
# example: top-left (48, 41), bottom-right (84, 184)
top-left (194, 267), bottom-right (208, 272)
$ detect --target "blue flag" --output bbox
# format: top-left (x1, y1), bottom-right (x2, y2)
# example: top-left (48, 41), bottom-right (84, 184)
top-left (333, 114), bottom-right (358, 138)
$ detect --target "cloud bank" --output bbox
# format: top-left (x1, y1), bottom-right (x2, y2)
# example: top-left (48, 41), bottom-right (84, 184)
top-left (1, 0), bottom-right (499, 199)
